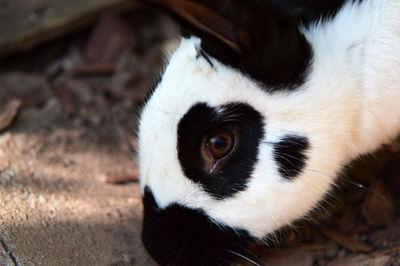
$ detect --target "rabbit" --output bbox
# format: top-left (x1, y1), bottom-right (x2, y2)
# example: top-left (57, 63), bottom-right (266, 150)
top-left (137, 0), bottom-right (400, 265)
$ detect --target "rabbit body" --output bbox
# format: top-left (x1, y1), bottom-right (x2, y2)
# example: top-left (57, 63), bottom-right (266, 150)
top-left (138, 0), bottom-right (400, 264)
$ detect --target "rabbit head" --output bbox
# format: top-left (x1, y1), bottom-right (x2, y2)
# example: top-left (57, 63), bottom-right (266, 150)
top-left (137, 0), bottom-right (394, 264)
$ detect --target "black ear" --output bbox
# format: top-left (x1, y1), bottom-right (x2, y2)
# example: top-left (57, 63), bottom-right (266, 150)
top-left (143, 0), bottom-right (312, 88)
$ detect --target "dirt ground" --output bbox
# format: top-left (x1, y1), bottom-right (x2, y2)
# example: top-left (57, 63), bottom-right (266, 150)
top-left (0, 7), bottom-right (167, 265)
top-left (0, 98), bottom-right (154, 265)
top-left (1, 6), bottom-right (400, 266)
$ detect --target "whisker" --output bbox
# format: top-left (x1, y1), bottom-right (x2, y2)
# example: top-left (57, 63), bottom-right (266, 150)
top-left (227, 249), bottom-right (260, 266)
top-left (339, 176), bottom-right (388, 200)
top-left (172, 239), bottom-right (190, 266)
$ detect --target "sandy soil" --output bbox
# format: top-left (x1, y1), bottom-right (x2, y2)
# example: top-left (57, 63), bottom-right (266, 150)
top-left (0, 98), bottom-right (155, 265)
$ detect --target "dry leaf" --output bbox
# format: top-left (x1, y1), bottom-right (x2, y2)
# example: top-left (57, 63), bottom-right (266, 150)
top-left (85, 13), bottom-right (135, 65)
top-left (338, 206), bottom-right (357, 232)
top-left (105, 168), bottom-right (139, 184)
top-left (361, 180), bottom-right (396, 227)
top-left (326, 254), bottom-right (391, 266)
top-left (0, 99), bottom-right (22, 131)
top-left (264, 249), bottom-right (315, 266)
top-left (53, 86), bottom-right (78, 116)
top-left (379, 156), bottom-right (400, 196)
top-left (323, 230), bottom-right (372, 252)
top-left (72, 64), bottom-right (115, 76)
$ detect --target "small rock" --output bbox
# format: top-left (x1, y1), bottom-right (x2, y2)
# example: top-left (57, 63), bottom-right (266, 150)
top-left (325, 243), bottom-right (339, 259)
top-left (337, 249), bottom-right (347, 258)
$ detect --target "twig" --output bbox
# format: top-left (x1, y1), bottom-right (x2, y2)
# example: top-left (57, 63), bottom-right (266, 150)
top-left (0, 234), bottom-right (20, 266)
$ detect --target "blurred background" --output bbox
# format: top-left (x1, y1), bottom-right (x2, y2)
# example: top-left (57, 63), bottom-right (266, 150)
top-left (0, 1), bottom-right (399, 265)
top-left (0, 1), bottom-right (177, 265)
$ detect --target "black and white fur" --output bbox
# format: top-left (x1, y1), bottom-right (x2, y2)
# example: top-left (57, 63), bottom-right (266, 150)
top-left (138, 0), bottom-right (400, 264)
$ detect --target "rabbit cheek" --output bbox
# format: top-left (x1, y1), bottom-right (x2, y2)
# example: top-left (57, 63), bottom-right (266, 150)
top-left (141, 187), bottom-right (256, 266)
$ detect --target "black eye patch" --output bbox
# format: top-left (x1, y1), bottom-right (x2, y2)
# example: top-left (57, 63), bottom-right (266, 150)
top-left (177, 102), bottom-right (265, 199)
top-left (273, 135), bottom-right (309, 180)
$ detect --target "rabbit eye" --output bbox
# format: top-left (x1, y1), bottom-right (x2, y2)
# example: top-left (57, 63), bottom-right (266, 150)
top-left (206, 133), bottom-right (234, 159)
top-left (202, 131), bottom-right (237, 173)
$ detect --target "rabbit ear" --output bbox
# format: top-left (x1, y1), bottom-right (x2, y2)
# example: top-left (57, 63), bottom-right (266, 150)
top-left (143, 0), bottom-right (241, 52)
top-left (144, 0), bottom-right (311, 87)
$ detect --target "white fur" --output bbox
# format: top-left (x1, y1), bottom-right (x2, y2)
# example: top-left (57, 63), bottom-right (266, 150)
top-left (138, 0), bottom-right (400, 239)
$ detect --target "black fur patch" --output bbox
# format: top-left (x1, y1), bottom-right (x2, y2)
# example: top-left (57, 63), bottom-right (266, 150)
top-left (142, 187), bottom-right (259, 266)
top-left (177, 102), bottom-right (264, 199)
top-left (268, 0), bottom-right (349, 24)
top-left (179, 1), bottom-right (312, 90)
top-left (180, 0), bottom-right (362, 90)
top-left (197, 32), bottom-right (311, 90)
top-left (274, 135), bottom-right (309, 180)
